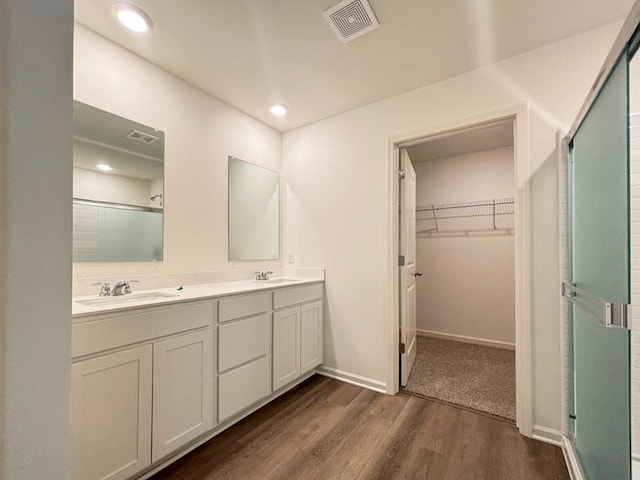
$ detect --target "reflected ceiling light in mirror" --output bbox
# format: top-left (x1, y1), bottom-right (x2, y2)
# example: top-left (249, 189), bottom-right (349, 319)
top-left (112, 2), bottom-right (153, 33)
top-left (96, 163), bottom-right (113, 172)
top-left (270, 104), bottom-right (288, 117)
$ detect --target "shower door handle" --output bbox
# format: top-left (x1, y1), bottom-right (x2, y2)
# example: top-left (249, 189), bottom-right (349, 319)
top-left (562, 281), bottom-right (631, 329)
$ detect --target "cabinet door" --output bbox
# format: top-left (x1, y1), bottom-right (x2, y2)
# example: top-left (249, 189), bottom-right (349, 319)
top-left (272, 306), bottom-right (300, 390)
top-left (71, 344), bottom-right (152, 480)
top-left (300, 300), bottom-right (323, 374)
top-left (152, 329), bottom-right (214, 462)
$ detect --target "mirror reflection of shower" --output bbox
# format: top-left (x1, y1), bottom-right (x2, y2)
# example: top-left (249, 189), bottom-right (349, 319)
top-left (150, 194), bottom-right (163, 207)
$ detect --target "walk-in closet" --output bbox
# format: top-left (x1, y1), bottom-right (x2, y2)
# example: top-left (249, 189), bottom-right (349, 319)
top-left (401, 120), bottom-right (517, 422)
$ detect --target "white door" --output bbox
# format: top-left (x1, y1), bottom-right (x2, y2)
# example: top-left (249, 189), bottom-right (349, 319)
top-left (400, 148), bottom-right (418, 386)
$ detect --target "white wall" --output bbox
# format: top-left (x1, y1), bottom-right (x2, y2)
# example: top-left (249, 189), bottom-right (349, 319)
top-left (282, 22), bottom-right (621, 433)
top-left (74, 167), bottom-right (153, 207)
top-left (73, 26), bottom-right (282, 284)
top-left (414, 147), bottom-right (515, 345)
top-left (150, 177), bottom-right (164, 205)
top-left (0, 1), bottom-right (73, 478)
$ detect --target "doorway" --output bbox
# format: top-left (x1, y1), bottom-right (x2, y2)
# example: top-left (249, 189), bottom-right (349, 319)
top-left (398, 119), bottom-right (517, 421)
top-left (385, 104), bottom-right (532, 434)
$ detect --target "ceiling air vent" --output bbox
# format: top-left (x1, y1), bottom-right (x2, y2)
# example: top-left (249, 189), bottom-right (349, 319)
top-left (126, 129), bottom-right (159, 145)
top-left (323, 0), bottom-right (379, 44)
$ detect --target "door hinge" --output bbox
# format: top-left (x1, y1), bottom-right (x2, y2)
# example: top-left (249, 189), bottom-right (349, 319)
top-left (400, 343), bottom-right (406, 354)
top-left (398, 255), bottom-right (405, 266)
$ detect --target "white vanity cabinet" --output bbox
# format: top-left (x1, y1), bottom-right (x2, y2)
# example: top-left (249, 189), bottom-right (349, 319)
top-left (71, 279), bottom-right (324, 480)
top-left (273, 284), bottom-right (324, 391)
top-left (70, 344), bottom-right (153, 480)
top-left (71, 301), bottom-right (214, 480)
top-left (152, 329), bottom-right (214, 462)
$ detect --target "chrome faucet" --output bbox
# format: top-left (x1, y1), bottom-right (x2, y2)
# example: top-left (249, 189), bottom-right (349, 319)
top-left (254, 271), bottom-right (273, 281)
top-left (93, 282), bottom-right (111, 297)
top-left (111, 280), bottom-right (139, 296)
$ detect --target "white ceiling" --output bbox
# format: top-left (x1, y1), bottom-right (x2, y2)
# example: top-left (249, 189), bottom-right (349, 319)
top-left (73, 101), bottom-right (164, 180)
top-left (75, 0), bottom-right (633, 132)
top-left (406, 119), bottom-right (514, 163)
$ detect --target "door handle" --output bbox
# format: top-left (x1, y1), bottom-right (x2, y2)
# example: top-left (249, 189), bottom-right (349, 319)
top-left (562, 281), bottom-right (630, 329)
top-left (414, 271), bottom-right (423, 277)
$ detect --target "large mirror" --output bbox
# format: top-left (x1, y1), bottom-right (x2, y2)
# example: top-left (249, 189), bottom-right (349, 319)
top-left (72, 101), bottom-right (164, 262)
top-left (228, 156), bottom-right (279, 260)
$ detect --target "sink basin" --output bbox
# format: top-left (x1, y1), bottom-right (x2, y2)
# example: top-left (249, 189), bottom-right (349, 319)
top-left (76, 291), bottom-right (180, 307)
top-left (259, 278), bottom-right (302, 285)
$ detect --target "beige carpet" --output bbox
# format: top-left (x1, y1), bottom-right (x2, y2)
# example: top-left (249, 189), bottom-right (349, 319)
top-left (404, 336), bottom-right (516, 422)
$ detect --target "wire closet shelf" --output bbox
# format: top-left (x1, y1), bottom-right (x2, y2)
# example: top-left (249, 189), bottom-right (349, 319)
top-left (416, 197), bottom-right (515, 234)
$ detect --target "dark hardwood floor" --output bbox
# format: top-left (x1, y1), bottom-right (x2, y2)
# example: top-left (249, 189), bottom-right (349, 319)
top-left (151, 376), bottom-right (569, 480)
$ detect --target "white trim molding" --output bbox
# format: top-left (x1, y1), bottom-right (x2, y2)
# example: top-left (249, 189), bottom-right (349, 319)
top-left (316, 366), bottom-right (387, 394)
top-left (384, 103), bottom-right (533, 438)
top-left (532, 425), bottom-right (563, 446)
top-left (557, 128), bottom-right (571, 440)
top-left (416, 329), bottom-right (515, 350)
top-left (562, 435), bottom-right (586, 480)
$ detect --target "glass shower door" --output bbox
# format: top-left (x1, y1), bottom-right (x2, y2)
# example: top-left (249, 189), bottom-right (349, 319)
top-left (567, 51), bottom-right (631, 480)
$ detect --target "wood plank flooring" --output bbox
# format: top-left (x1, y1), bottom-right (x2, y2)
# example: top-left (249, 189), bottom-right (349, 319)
top-left (150, 376), bottom-right (569, 480)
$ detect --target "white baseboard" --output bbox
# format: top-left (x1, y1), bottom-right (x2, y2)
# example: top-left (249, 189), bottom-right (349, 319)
top-left (316, 366), bottom-right (387, 394)
top-left (532, 425), bottom-right (563, 446)
top-left (417, 329), bottom-right (516, 350)
top-left (633, 454), bottom-right (640, 479)
top-left (561, 435), bottom-right (585, 480)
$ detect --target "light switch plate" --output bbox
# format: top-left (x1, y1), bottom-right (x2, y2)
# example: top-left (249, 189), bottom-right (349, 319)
top-left (288, 251), bottom-right (295, 264)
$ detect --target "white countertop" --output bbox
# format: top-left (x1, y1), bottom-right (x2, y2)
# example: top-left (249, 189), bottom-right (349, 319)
top-left (72, 277), bottom-right (324, 318)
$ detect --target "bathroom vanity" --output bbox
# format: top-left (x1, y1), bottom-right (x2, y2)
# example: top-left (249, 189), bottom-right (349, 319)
top-left (71, 278), bottom-right (324, 480)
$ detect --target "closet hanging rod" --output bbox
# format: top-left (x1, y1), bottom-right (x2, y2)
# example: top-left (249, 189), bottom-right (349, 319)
top-left (415, 197), bottom-right (515, 234)
top-left (416, 198), bottom-right (514, 214)
top-left (419, 211), bottom-right (512, 221)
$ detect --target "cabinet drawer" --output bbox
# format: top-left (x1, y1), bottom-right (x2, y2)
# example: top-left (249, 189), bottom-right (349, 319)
top-left (218, 313), bottom-right (270, 372)
top-left (218, 356), bottom-right (270, 422)
top-left (219, 292), bottom-right (271, 322)
top-left (72, 301), bottom-right (214, 358)
top-left (273, 284), bottom-right (323, 309)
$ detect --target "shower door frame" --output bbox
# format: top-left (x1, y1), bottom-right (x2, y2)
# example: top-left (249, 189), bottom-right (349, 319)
top-left (384, 103), bottom-right (532, 436)
top-left (558, 3), bottom-right (640, 476)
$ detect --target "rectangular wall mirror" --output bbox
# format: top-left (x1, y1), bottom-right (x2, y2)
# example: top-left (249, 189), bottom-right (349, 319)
top-left (228, 156), bottom-right (279, 260)
top-left (72, 101), bottom-right (165, 262)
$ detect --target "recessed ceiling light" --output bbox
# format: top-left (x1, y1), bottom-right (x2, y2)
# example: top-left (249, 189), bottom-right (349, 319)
top-left (97, 164), bottom-right (113, 172)
top-left (270, 104), bottom-right (287, 117)
top-left (112, 3), bottom-right (153, 33)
